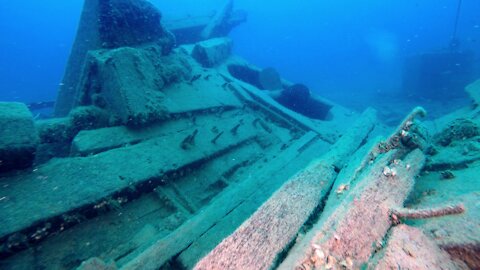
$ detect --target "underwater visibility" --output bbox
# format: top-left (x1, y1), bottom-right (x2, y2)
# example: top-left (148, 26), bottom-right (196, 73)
top-left (1, 0), bottom-right (480, 269)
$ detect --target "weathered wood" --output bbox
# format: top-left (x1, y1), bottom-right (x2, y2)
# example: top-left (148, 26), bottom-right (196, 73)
top-left (71, 110), bottom-right (244, 156)
top-left (118, 132), bottom-right (330, 270)
top-left (0, 115), bottom-right (257, 257)
top-left (392, 204), bottom-right (465, 220)
top-left (176, 133), bottom-right (329, 269)
top-left (280, 149), bottom-right (425, 270)
top-left (278, 107), bottom-right (428, 270)
top-left (54, 0), bottom-right (174, 116)
top-left (377, 106), bottom-right (427, 153)
top-left (225, 78), bottom-right (342, 144)
top-left (369, 225), bottom-right (467, 270)
top-left (195, 163), bottom-right (336, 270)
top-left (193, 108), bottom-right (377, 270)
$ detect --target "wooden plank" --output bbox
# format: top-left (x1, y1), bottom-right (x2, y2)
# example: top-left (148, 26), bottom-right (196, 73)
top-left (118, 131), bottom-right (330, 270)
top-left (71, 110), bottom-right (244, 156)
top-left (279, 150), bottom-right (425, 270)
top-left (0, 116), bottom-right (258, 256)
top-left (279, 108), bottom-right (429, 270)
top-left (193, 109), bottom-right (377, 270)
top-left (224, 74), bottom-right (341, 144)
top-left (176, 132), bottom-right (327, 269)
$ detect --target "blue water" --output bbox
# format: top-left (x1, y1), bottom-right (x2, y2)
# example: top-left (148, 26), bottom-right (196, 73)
top-left (1, 0), bottom-right (479, 109)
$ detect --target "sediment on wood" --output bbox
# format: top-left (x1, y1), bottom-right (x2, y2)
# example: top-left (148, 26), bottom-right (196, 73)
top-left (193, 108), bottom-right (377, 270)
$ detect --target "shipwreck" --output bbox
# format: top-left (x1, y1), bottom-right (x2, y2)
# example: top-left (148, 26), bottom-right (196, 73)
top-left (0, 0), bottom-right (478, 269)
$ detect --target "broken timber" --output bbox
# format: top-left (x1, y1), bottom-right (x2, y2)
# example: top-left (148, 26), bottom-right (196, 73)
top-left (194, 106), bottom-right (467, 270)
top-left (193, 108), bottom-right (377, 270)
top-left (277, 107), bottom-right (466, 270)
top-left (118, 131), bottom-right (329, 270)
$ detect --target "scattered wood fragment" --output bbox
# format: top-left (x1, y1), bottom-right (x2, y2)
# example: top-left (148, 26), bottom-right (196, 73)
top-left (180, 129), bottom-right (199, 149)
top-left (377, 106), bottom-right (426, 153)
top-left (230, 122), bottom-right (242, 135)
top-left (211, 131), bottom-right (224, 144)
